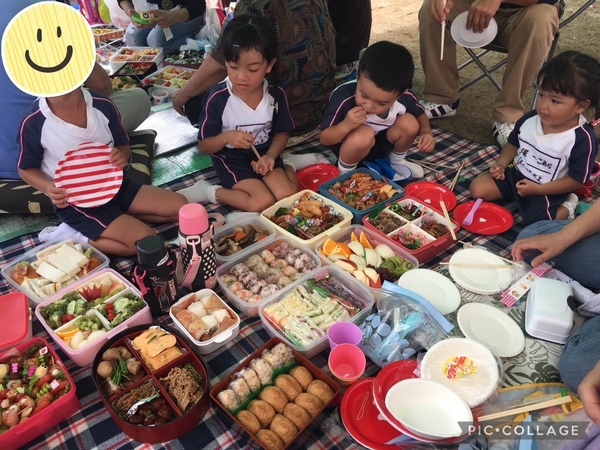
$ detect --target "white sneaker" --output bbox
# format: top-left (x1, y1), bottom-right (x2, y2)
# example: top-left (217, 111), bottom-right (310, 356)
top-left (492, 121), bottom-right (515, 147)
top-left (177, 180), bottom-right (220, 204)
top-left (420, 99), bottom-right (459, 120)
top-left (281, 152), bottom-right (329, 171)
top-left (561, 193), bottom-right (579, 220)
top-left (391, 160), bottom-right (424, 179)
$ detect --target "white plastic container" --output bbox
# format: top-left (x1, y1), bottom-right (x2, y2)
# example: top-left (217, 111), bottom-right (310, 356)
top-left (1, 238), bottom-right (110, 307)
top-left (259, 265), bottom-right (375, 359)
top-left (0, 293), bottom-right (32, 353)
top-left (260, 189), bottom-right (353, 250)
top-left (35, 269), bottom-right (152, 366)
top-left (216, 237), bottom-right (322, 317)
top-left (525, 278), bottom-right (574, 344)
top-left (314, 225), bottom-right (419, 301)
top-left (170, 289), bottom-right (240, 355)
top-left (213, 215), bottom-right (277, 265)
top-left (109, 46), bottom-right (164, 71)
top-left (142, 65), bottom-right (197, 98)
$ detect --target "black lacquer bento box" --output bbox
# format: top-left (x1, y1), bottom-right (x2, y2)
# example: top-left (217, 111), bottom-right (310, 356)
top-left (92, 324), bottom-right (211, 443)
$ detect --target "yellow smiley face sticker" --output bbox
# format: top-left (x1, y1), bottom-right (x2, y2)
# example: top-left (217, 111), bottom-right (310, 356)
top-left (1, 2), bottom-right (95, 97)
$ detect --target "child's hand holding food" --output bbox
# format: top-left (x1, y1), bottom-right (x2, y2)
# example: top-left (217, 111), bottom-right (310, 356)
top-left (489, 163), bottom-right (506, 180)
top-left (417, 133), bottom-right (435, 152)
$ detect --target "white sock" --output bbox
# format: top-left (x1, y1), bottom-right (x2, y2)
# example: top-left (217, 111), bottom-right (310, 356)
top-left (337, 158), bottom-right (357, 174)
top-left (39, 222), bottom-right (88, 243)
top-left (389, 152), bottom-right (424, 179)
top-left (178, 180), bottom-right (220, 204)
top-left (281, 152), bottom-right (329, 171)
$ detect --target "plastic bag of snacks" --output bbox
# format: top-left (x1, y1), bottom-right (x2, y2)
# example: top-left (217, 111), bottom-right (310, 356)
top-left (358, 281), bottom-right (452, 367)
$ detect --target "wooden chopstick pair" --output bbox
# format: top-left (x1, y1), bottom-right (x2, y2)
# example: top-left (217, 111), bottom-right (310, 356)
top-left (439, 262), bottom-right (514, 269)
top-left (406, 159), bottom-right (443, 174)
top-left (251, 144), bottom-right (269, 171)
top-left (459, 240), bottom-right (523, 268)
top-left (439, 200), bottom-right (457, 241)
top-left (448, 162), bottom-right (464, 191)
top-left (477, 395), bottom-right (572, 422)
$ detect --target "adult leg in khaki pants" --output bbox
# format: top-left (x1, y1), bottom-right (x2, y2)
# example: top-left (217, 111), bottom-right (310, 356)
top-left (419, 0), bottom-right (559, 122)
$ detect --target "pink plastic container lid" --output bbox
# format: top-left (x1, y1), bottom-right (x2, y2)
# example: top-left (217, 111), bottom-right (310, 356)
top-left (0, 292), bottom-right (30, 351)
top-left (179, 203), bottom-right (209, 235)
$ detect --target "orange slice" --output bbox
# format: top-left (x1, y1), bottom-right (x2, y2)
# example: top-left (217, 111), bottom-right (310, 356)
top-left (350, 231), bottom-right (359, 242)
top-left (336, 242), bottom-right (353, 258)
top-left (56, 326), bottom-right (80, 341)
top-left (359, 232), bottom-right (374, 249)
top-left (322, 238), bottom-right (338, 256)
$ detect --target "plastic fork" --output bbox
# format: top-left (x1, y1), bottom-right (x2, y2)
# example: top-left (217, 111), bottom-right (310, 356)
top-left (462, 198), bottom-right (483, 226)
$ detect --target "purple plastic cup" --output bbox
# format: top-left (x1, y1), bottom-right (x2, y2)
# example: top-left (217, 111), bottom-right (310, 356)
top-left (327, 321), bottom-right (363, 350)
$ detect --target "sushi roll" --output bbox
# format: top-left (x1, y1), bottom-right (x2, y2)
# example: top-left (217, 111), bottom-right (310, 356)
top-left (271, 241), bottom-right (290, 258)
top-left (245, 254), bottom-right (264, 269)
top-left (212, 308), bottom-right (230, 323)
top-left (260, 283), bottom-right (280, 297)
top-left (265, 268), bottom-right (284, 285)
top-left (187, 301), bottom-right (206, 318)
top-left (236, 289), bottom-right (255, 301)
top-left (271, 343), bottom-right (295, 366)
top-left (302, 260), bottom-right (318, 274)
top-left (240, 368), bottom-right (262, 393)
top-left (262, 350), bottom-right (285, 370)
top-left (293, 253), bottom-right (313, 271)
top-left (219, 274), bottom-right (238, 286)
top-left (254, 263), bottom-right (270, 279)
top-left (248, 294), bottom-right (263, 303)
top-left (290, 272), bottom-right (304, 281)
top-left (285, 248), bottom-right (303, 265)
top-left (249, 279), bottom-right (267, 294)
top-left (239, 270), bottom-right (258, 286)
top-left (270, 258), bottom-right (289, 269)
top-left (276, 276), bottom-right (293, 289)
top-left (281, 265), bottom-right (298, 277)
top-left (229, 377), bottom-right (252, 404)
top-left (260, 249), bottom-right (276, 264)
top-left (231, 263), bottom-right (250, 278)
top-left (251, 357), bottom-right (274, 385)
top-left (228, 281), bottom-right (245, 293)
top-left (218, 388), bottom-right (241, 411)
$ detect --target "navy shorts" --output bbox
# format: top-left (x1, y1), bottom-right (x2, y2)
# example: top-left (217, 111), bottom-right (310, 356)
top-left (494, 166), bottom-right (570, 225)
top-left (329, 131), bottom-right (394, 163)
top-left (212, 147), bottom-right (286, 189)
top-left (55, 179), bottom-right (142, 240)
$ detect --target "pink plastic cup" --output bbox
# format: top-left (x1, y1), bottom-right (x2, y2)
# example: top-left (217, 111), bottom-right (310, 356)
top-left (328, 343), bottom-right (366, 386)
top-left (327, 321), bottom-right (363, 350)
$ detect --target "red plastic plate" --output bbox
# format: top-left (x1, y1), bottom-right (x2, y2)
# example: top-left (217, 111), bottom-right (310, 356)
top-left (341, 378), bottom-right (404, 449)
top-left (404, 181), bottom-right (457, 211)
top-left (372, 359), bottom-right (473, 444)
top-left (296, 163), bottom-right (340, 192)
top-left (54, 142), bottom-right (123, 208)
top-left (452, 201), bottom-right (514, 235)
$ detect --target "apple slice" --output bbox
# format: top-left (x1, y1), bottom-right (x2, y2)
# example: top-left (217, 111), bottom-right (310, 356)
top-left (364, 267), bottom-right (382, 288)
top-left (349, 254), bottom-right (367, 269)
top-left (334, 259), bottom-right (359, 272)
top-left (353, 269), bottom-right (370, 287)
top-left (347, 241), bottom-right (365, 256)
top-left (364, 248), bottom-right (380, 267)
top-left (327, 254), bottom-right (346, 263)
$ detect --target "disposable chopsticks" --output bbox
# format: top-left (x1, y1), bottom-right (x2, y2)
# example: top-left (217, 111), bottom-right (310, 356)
top-left (459, 240), bottom-right (523, 268)
top-left (439, 200), bottom-right (457, 240)
top-left (439, 262), bottom-right (514, 269)
top-left (251, 144), bottom-right (268, 171)
top-left (477, 395), bottom-right (572, 422)
top-left (448, 162), bottom-right (464, 191)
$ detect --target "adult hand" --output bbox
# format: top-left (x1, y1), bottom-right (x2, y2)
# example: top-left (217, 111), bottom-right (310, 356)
top-left (468, 0), bottom-right (502, 33)
top-left (516, 179), bottom-right (539, 197)
top-left (173, 90), bottom-right (190, 116)
top-left (511, 231), bottom-right (570, 266)
top-left (152, 9), bottom-right (188, 28)
top-left (579, 361), bottom-right (600, 427)
top-left (427, 0), bottom-right (454, 23)
top-left (122, 5), bottom-right (154, 29)
top-left (47, 183), bottom-right (69, 208)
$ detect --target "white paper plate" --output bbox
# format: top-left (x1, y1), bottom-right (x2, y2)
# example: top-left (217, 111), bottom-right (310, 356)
top-left (419, 338), bottom-right (500, 407)
top-left (447, 248), bottom-right (513, 295)
top-left (458, 303), bottom-right (525, 357)
top-left (451, 12), bottom-right (498, 48)
top-left (397, 269), bottom-right (461, 314)
top-left (385, 378), bottom-right (472, 439)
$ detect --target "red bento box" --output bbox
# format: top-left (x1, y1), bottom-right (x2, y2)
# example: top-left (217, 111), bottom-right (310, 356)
top-left (0, 338), bottom-right (79, 449)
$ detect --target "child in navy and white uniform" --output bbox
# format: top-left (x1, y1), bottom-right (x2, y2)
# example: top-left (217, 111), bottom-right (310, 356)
top-left (470, 51), bottom-right (599, 225)
top-left (182, 15), bottom-right (297, 212)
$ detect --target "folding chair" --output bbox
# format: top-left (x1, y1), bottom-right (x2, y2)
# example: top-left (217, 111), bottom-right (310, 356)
top-left (457, 0), bottom-right (596, 101)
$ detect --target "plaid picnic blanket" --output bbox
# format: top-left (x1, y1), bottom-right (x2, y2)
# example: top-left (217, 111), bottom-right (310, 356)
top-left (1, 127), bottom-right (553, 450)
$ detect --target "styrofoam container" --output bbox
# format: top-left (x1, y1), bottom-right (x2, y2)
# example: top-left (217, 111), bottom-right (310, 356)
top-left (319, 168), bottom-right (406, 224)
top-left (1, 238), bottom-right (110, 307)
top-left (314, 225), bottom-right (419, 301)
top-left (210, 337), bottom-right (341, 450)
top-left (259, 265), bottom-right (375, 359)
top-left (525, 278), bottom-right (574, 344)
top-left (260, 189), bottom-right (353, 250)
top-left (0, 337), bottom-right (79, 449)
top-left (35, 269), bottom-right (152, 366)
top-left (216, 237), bottom-right (322, 317)
top-left (213, 216), bottom-right (277, 265)
top-left (170, 289), bottom-right (240, 354)
top-left (109, 46), bottom-right (163, 71)
top-left (0, 292), bottom-right (32, 352)
top-left (363, 196), bottom-right (460, 263)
